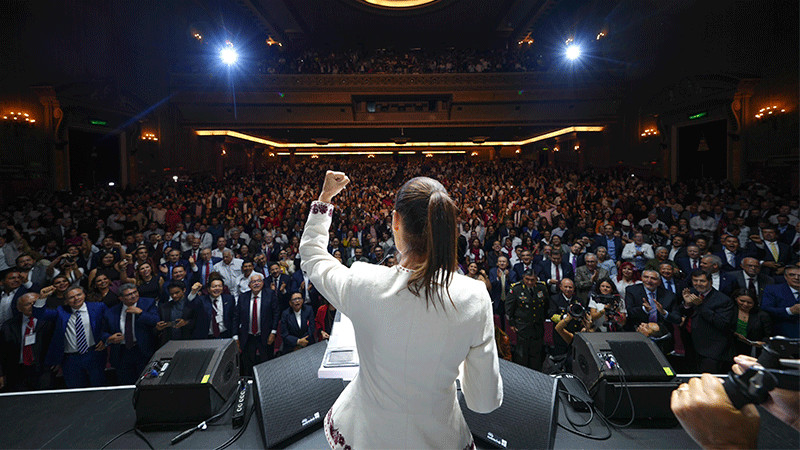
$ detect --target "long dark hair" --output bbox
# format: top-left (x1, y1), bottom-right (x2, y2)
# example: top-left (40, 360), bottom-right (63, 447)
top-left (395, 177), bottom-right (458, 309)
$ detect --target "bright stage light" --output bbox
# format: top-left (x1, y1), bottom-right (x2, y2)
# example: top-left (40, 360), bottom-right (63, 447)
top-left (220, 47), bottom-right (238, 65)
top-left (565, 44), bottom-right (582, 61)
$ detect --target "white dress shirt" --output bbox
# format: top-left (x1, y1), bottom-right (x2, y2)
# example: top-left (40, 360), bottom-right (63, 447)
top-left (0, 287), bottom-right (20, 327)
top-left (711, 272), bottom-right (721, 291)
top-left (294, 309), bottom-right (303, 329)
top-left (209, 296), bottom-right (227, 335)
top-left (65, 304), bottom-right (95, 353)
top-left (119, 302), bottom-right (137, 345)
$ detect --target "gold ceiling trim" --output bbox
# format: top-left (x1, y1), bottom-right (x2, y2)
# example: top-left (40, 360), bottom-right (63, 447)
top-left (195, 126), bottom-right (604, 150)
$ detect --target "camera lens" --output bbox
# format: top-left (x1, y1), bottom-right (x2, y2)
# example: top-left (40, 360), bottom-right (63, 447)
top-left (568, 302), bottom-right (585, 319)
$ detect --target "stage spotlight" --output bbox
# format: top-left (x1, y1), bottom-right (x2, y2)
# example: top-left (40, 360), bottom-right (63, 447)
top-left (220, 46), bottom-right (238, 65)
top-left (565, 44), bottom-right (582, 61)
top-left (172, 175), bottom-right (179, 182)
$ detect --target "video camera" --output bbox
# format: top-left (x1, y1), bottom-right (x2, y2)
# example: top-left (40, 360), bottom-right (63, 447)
top-left (724, 336), bottom-right (799, 409)
top-left (593, 293), bottom-right (624, 331)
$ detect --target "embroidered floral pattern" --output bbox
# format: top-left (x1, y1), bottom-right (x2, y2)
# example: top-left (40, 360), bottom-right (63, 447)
top-left (311, 201), bottom-right (334, 217)
top-left (325, 408), bottom-right (351, 450)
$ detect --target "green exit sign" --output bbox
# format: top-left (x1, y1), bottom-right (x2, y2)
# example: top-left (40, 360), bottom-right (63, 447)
top-left (688, 112), bottom-right (707, 120)
top-left (89, 119), bottom-right (108, 126)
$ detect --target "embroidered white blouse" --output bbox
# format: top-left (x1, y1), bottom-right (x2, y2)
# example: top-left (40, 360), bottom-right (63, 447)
top-left (300, 201), bottom-right (503, 449)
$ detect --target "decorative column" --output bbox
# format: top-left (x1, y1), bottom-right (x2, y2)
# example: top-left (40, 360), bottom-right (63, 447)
top-left (32, 86), bottom-right (67, 190)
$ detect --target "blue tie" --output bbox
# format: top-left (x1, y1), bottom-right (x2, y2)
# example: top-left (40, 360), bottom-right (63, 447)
top-left (74, 310), bottom-right (89, 354)
top-left (648, 291), bottom-right (658, 322)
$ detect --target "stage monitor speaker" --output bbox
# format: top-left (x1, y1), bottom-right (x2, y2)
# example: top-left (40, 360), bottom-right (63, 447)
top-left (458, 358), bottom-right (559, 449)
top-left (253, 341), bottom-right (346, 448)
top-left (134, 339), bottom-right (239, 427)
top-left (571, 332), bottom-right (675, 394)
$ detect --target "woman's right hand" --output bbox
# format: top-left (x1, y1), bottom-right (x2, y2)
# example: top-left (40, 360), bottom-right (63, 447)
top-left (319, 171), bottom-right (350, 203)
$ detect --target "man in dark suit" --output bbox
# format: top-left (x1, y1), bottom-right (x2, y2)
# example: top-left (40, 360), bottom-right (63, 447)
top-left (0, 292), bottom-right (55, 391)
top-left (537, 251), bottom-right (574, 295)
top-left (594, 224), bottom-right (622, 262)
top-left (14, 254), bottom-right (47, 291)
top-left (104, 284), bottom-right (159, 385)
top-left (190, 248), bottom-right (222, 288)
top-left (667, 234), bottom-right (688, 262)
top-left (701, 255), bottom-right (735, 296)
top-left (234, 274), bottom-right (279, 376)
top-left (267, 262), bottom-right (292, 313)
top-left (489, 256), bottom-right (518, 328)
top-left (156, 281), bottom-right (195, 347)
top-left (0, 268), bottom-right (32, 328)
top-left (625, 269), bottom-right (680, 331)
top-left (182, 235), bottom-right (203, 264)
top-left (280, 293), bottom-right (316, 353)
top-left (512, 250), bottom-right (536, 281)
top-left (714, 235), bottom-right (747, 273)
top-left (776, 214), bottom-right (797, 245)
top-left (679, 270), bottom-right (735, 373)
top-left (187, 277), bottom-right (235, 339)
top-left (760, 265), bottom-right (800, 338)
top-left (731, 257), bottom-right (774, 303)
top-left (291, 267), bottom-right (322, 312)
top-left (747, 226), bottom-right (795, 277)
top-left (565, 242), bottom-right (586, 272)
top-left (676, 245), bottom-right (702, 281)
top-left (159, 248), bottom-right (192, 282)
top-left (658, 261), bottom-right (686, 296)
top-left (33, 286), bottom-right (108, 388)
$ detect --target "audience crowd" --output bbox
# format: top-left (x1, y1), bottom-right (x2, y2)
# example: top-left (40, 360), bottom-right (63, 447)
top-left (176, 46), bottom-right (548, 75)
top-left (0, 158), bottom-right (798, 391)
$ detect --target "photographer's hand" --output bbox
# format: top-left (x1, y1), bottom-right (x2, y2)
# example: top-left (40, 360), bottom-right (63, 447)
top-left (733, 355), bottom-right (800, 431)
top-left (671, 374), bottom-right (760, 449)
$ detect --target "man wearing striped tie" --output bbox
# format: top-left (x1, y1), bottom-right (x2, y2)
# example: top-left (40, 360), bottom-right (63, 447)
top-left (34, 286), bottom-right (108, 388)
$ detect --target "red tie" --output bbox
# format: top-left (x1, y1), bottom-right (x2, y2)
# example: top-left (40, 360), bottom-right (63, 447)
top-left (555, 264), bottom-right (561, 281)
top-left (692, 260), bottom-right (698, 269)
top-left (23, 317), bottom-right (34, 366)
top-left (251, 295), bottom-right (259, 335)
top-left (205, 261), bottom-right (211, 285)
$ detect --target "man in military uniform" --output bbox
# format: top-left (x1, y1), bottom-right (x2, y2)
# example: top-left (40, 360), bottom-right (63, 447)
top-left (506, 269), bottom-right (550, 371)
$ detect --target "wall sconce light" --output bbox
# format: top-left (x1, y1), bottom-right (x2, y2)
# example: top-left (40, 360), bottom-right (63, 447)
top-left (310, 154), bottom-right (319, 159)
top-left (553, 145), bottom-right (560, 152)
top-left (425, 153), bottom-right (433, 158)
top-left (640, 128), bottom-right (658, 137)
top-left (470, 151), bottom-right (479, 157)
top-left (573, 143), bottom-right (580, 151)
top-left (515, 148), bottom-right (521, 154)
top-left (367, 154), bottom-right (375, 158)
top-left (755, 105), bottom-right (786, 119)
top-left (3, 111), bottom-right (36, 124)
top-left (141, 132), bottom-right (158, 141)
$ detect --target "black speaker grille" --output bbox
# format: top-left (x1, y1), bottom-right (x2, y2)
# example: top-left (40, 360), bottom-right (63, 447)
top-left (253, 341), bottom-right (345, 448)
top-left (609, 340), bottom-right (672, 381)
top-left (459, 359), bottom-right (558, 449)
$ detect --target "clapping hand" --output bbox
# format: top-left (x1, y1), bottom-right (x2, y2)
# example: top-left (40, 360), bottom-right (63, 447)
top-left (107, 332), bottom-right (124, 344)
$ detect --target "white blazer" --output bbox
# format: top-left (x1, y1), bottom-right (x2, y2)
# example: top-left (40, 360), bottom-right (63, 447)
top-left (300, 201), bottom-right (502, 449)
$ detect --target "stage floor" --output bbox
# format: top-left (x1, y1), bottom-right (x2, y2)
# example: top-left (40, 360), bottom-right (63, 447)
top-left (0, 385), bottom-right (796, 449)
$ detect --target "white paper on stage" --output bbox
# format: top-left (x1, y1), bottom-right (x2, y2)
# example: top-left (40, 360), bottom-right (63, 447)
top-left (318, 310), bottom-right (360, 381)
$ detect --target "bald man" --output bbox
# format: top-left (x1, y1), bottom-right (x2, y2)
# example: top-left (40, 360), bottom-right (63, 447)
top-left (1, 292), bottom-right (55, 391)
